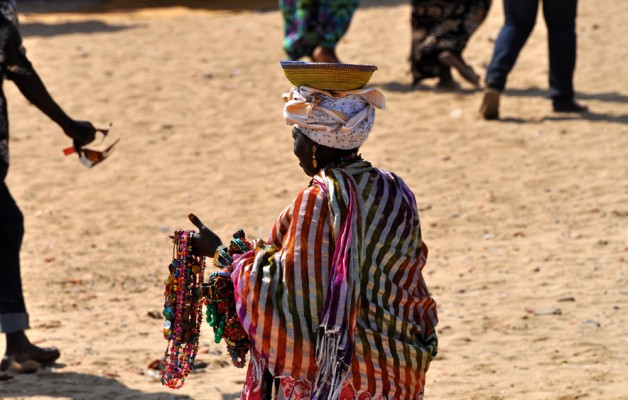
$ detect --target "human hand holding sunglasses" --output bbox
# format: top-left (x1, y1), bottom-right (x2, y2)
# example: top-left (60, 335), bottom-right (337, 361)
top-left (63, 123), bottom-right (120, 168)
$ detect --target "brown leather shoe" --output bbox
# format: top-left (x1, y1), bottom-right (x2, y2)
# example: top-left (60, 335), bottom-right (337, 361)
top-left (480, 88), bottom-right (501, 120)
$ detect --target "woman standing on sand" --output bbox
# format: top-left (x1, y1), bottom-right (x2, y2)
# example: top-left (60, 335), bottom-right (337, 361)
top-left (184, 63), bottom-right (439, 399)
top-left (410, 0), bottom-right (491, 88)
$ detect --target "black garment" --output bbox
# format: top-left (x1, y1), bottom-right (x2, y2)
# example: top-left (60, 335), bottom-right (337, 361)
top-left (0, 1), bottom-right (34, 333)
top-left (0, 2), bottom-right (34, 180)
top-left (410, 0), bottom-right (491, 84)
top-left (0, 181), bottom-right (27, 324)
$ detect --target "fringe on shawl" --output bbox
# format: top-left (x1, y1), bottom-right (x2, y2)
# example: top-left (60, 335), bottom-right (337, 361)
top-left (249, 349), bottom-right (267, 392)
top-left (312, 327), bottom-right (350, 400)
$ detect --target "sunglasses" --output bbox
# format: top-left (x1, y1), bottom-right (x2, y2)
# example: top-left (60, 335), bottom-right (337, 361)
top-left (63, 124), bottom-right (120, 168)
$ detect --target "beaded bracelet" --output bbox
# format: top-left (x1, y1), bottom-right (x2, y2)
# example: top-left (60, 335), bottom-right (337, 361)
top-left (161, 230), bottom-right (206, 389)
top-left (213, 229), bottom-right (251, 271)
top-left (213, 245), bottom-right (233, 270)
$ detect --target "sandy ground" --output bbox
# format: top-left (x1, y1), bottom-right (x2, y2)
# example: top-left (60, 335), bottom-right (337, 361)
top-left (0, 0), bottom-right (627, 399)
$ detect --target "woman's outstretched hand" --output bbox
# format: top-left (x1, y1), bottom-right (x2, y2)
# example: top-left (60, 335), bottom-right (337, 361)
top-left (187, 213), bottom-right (223, 257)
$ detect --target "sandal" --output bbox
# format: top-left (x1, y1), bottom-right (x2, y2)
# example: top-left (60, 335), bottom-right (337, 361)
top-left (1, 357), bottom-right (40, 374)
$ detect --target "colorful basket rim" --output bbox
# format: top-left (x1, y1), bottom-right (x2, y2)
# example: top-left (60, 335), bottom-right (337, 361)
top-left (280, 60), bottom-right (378, 90)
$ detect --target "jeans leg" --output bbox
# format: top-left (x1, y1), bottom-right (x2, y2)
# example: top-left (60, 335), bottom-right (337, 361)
top-left (485, 0), bottom-right (539, 90)
top-left (0, 181), bottom-right (29, 334)
top-left (543, 0), bottom-right (578, 106)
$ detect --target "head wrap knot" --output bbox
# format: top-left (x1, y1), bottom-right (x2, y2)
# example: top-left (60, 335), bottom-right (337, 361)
top-left (282, 86), bottom-right (385, 150)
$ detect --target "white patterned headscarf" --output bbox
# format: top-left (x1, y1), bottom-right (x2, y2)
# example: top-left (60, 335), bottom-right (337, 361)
top-left (282, 86), bottom-right (385, 150)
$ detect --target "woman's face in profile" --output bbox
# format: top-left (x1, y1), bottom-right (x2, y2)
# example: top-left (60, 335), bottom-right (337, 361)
top-left (292, 127), bottom-right (317, 177)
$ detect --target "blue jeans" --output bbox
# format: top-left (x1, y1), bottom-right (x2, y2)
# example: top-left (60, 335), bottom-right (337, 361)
top-left (0, 180), bottom-right (29, 334)
top-left (485, 0), bottom-right (579, 107)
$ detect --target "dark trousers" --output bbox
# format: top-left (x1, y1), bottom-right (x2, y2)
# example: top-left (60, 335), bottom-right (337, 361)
top-left (485, 0), bottom-right (579, 107)
top-left (0, 179), bottom-right (29, 334)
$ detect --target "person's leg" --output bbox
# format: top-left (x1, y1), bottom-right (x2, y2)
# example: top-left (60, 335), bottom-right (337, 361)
top-left (543, 0), bottom-right (587, 112)
top-left (410, 1), bottom-right (446, 85)
top-left (281, 0), bottom-right (319, 60)
top-left (436, 65), bottom-right (457, 89)
top-left (0, 181), bottom-right (59, 372)
top-left (485, 0), bottom-right (539, 90)
top-left (438, 50), bottom-right (480, 87)
top-left (436, 0), bottom-right (490, 87)
top-left (482, 0), bottom-right (538, 119)
top-left (0, 181), bottom-right (28, 336)
top-left (313, 0), bottom-right (359, 62)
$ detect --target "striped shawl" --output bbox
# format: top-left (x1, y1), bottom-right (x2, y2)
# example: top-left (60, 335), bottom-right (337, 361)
top-left (231, 161), bottom-right (438, 400)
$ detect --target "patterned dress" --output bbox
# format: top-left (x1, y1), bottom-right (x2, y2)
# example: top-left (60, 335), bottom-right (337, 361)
top-left (0, 0), bottom-right (34, 180)
top-left (410, 0), bottom-right (491, 84)
top-left (231, 160), bottom-right (438, 399)
top-left (280, 0), bottom-right (359, 60)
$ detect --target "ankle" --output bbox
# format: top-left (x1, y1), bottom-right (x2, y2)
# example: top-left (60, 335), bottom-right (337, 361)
top-left (312, 46), bottom-right (340, 63)
top-left (5, 331), bottom-right (31, 355)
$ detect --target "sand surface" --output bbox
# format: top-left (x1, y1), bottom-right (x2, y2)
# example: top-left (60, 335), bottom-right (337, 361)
top-left (1, 0), bottom-right (627, 399)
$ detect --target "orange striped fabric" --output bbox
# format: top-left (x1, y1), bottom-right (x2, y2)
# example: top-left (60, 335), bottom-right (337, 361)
top-left (232, 161), bottom-right (438, 400)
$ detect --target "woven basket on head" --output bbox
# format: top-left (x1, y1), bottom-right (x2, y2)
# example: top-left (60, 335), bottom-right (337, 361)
top-left (280, 61), bottom-right (378, 91)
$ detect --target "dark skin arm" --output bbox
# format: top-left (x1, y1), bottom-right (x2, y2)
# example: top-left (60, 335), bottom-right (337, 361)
top-left (11, 70), bottom-right (96, 146)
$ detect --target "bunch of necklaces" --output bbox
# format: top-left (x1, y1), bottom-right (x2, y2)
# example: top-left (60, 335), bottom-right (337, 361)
top-left (161, 230), bottom-right (205, 389)
top-left (206, 229), bottom-right (253, 368)
top-left (161, 229), bottom-right (253, 390)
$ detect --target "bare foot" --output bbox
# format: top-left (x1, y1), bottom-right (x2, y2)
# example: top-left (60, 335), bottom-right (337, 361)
top-left (312, 46), bottom-right (340, 63)
top-left (438, 51), bottom-right (480, 87)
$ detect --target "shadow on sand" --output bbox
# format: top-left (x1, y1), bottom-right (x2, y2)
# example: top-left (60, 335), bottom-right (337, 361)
top-left (378, 80), bottom-right (481, 95)
top-left (504, 86), bottom-right (628, 104)
top-left (0, 369), bottom-right (244, 399)
top-left (20, 20), bottom-right (137, 37)
top-left (0, 370), bottom-right (193, 399)
top-left (496, 87), bottom-right (628, 124)
top-left (379, 81), bottom-right (628, 124)
top-left (484, 111), bottom-right (628, 125)
top-left (18, 0), bottom-right (408, 14)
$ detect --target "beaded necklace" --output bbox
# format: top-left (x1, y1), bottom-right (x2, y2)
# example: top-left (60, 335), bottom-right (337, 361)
top-left (206, 230), bottom-right (252, 368)
top-left (161, 230), bottom-right (253, 389)
top-left (329, 152), bottom-right (362, 168)
top-left (161, 231), bottom-right (205, 389)
top-left (310, 153), bottom-right (365, 186)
